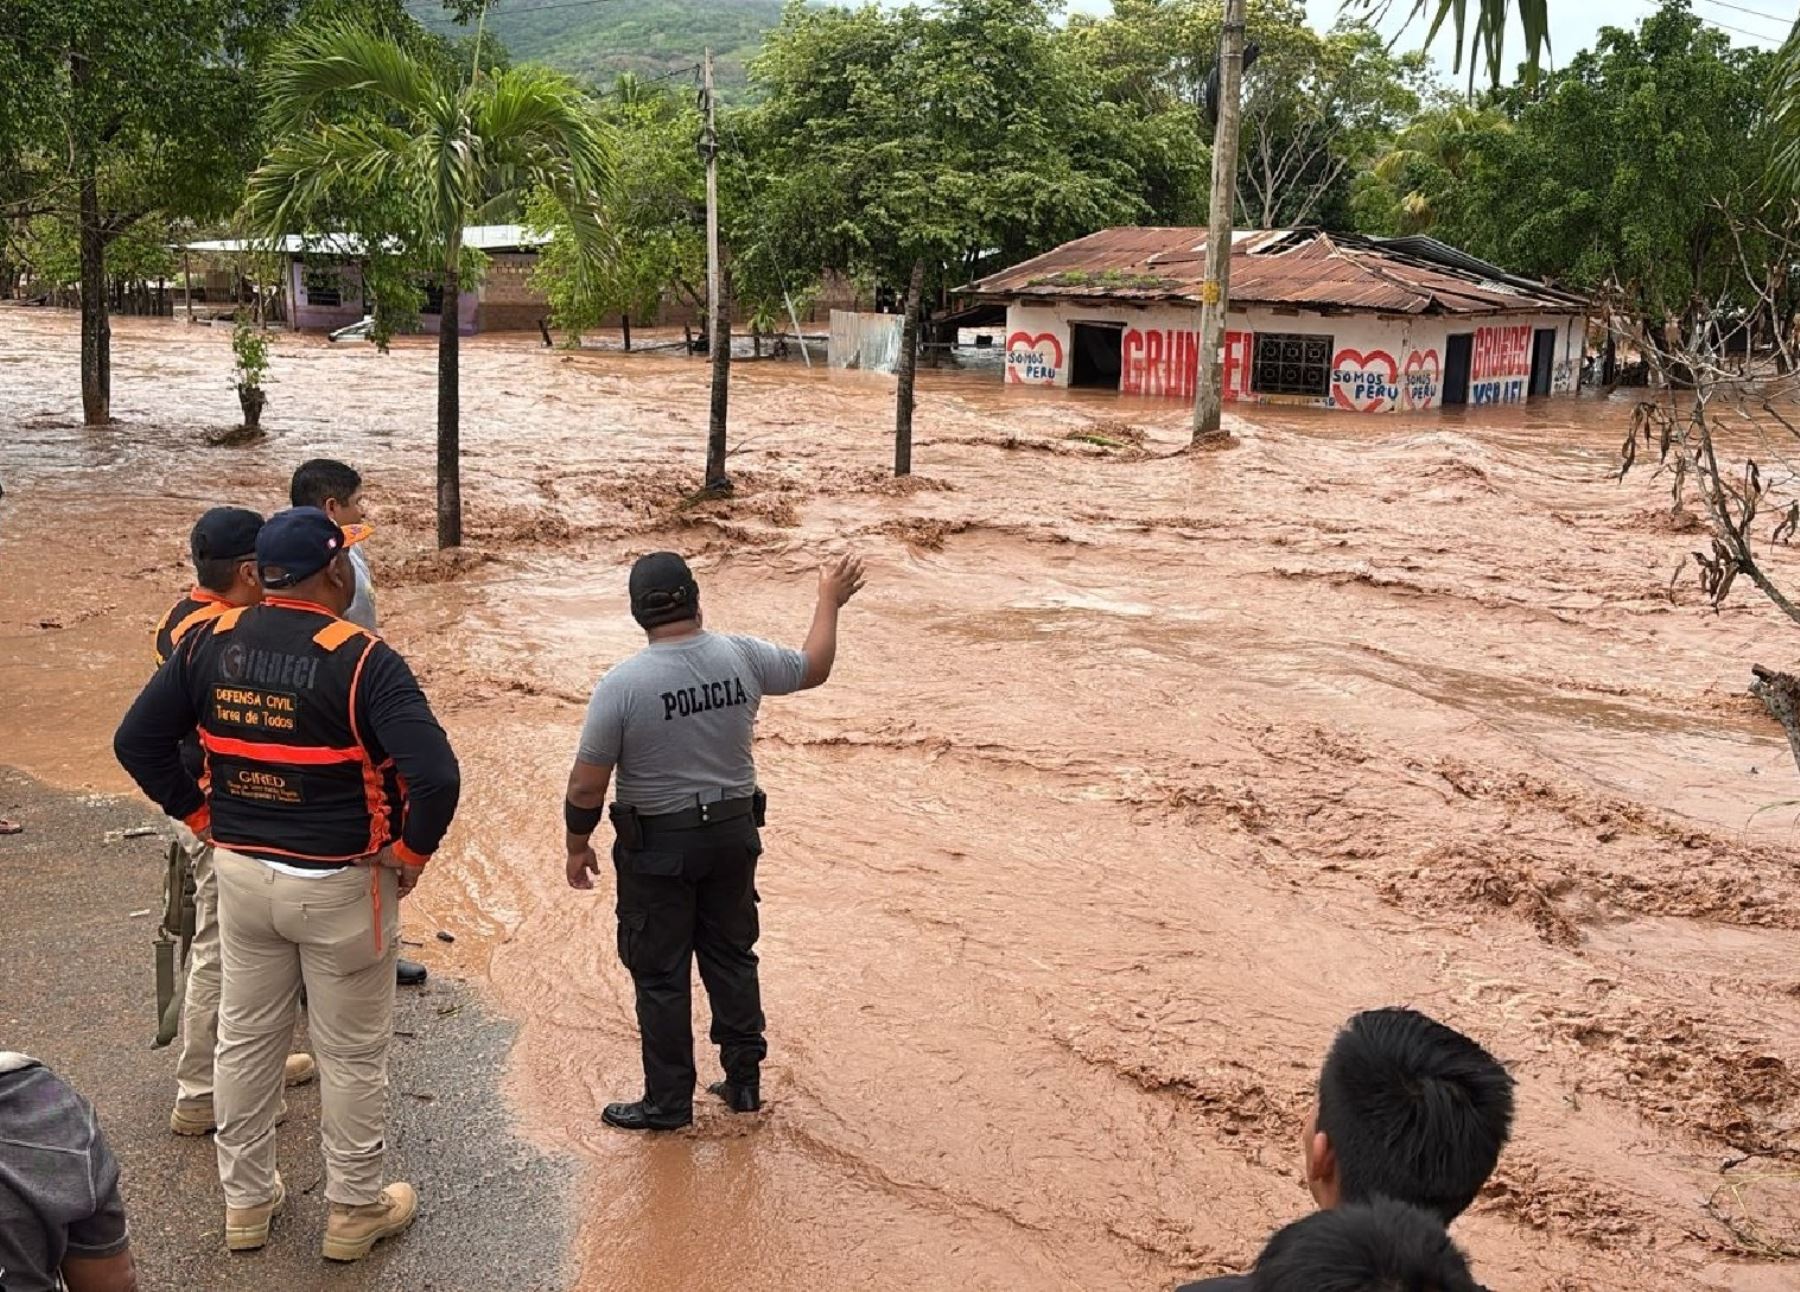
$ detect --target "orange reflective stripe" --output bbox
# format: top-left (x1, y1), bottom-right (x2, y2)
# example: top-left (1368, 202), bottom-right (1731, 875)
top-left (170, 602), bottom-right (229, 648)
top-left (212, 606), bottom-right (248, 634)
top-left (344, 640), bottom-right (390, 852)
top-left (199, 731), bottom-right (362, 765)
top-left (313, 619), bottom-right (369, 652)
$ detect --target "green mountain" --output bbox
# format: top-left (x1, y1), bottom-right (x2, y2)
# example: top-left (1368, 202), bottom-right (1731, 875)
top-left (467, 0), bottom-right (786, 94)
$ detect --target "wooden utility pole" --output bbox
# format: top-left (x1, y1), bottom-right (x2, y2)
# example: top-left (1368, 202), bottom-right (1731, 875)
top-left (183, 250), bottom-right (194, 323)
top-left (1191, 0), bottom-right (1248, 447)
top-left (702, 48), bottom-right (731, 492)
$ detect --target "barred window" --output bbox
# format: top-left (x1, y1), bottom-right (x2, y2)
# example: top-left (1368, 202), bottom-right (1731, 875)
top-left (1252, 332), bottom-right (1333, 397)
top-left (303, 268), bottom-right (341, 308)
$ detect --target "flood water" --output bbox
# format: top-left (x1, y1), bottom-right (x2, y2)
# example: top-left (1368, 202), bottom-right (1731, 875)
top-left (3, 309), bottom-right (1799, 1290)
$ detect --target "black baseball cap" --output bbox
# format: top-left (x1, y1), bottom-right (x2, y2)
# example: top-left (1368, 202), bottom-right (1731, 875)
top-left (190, 507), bottom-right (264, 564)
top-left (257, 506), bottom-right (370, 590)
top-left (629, 551), bottom-right (700, 628)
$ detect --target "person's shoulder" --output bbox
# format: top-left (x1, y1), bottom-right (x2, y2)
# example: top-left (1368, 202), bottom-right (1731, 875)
top-left (0, 1060), bottom-right (95, 1151)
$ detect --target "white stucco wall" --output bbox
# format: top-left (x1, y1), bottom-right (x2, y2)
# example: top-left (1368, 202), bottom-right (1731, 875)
top-left (1003, 300), bottom-right (1584, 413)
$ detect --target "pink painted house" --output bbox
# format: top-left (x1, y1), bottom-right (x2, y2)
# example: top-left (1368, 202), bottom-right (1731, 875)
top-left (184, 226), bottom-right (551, 336)
top-left (964, 228), bottom-right (1590, 413)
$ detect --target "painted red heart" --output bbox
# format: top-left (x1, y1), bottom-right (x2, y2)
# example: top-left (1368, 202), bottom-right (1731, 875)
top-left (1402, 349), bottom-right (1441, 410)
top-left (1330, 348), bottom-right (1400, 412)
top-left (1006, 331), bottom-right (1064, 384)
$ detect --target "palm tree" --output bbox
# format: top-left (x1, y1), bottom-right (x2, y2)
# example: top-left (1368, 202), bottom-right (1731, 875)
top-left (1369, 102), bottom-right (1510, 232)
top-left (1773, 19), bottom-right (1800, 191)
top-left (1378, 0), bottom-right (1551, 88)
top-left (248, 22), bottom-right (614, 548)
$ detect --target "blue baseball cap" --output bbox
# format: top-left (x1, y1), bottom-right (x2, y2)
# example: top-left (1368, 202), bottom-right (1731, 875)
top-left (256, 507), bottom-right (370, 590)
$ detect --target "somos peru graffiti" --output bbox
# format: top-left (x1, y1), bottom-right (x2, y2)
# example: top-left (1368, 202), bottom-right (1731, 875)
top-left (1120, 328), bottom-right (1252, 400)
top-left (1331, 346), bottom-right (1442, 413)
top-left (1470, 325), bottom-right (1530, 404)
top-left (1006, 331), bottom-right (1064, 385)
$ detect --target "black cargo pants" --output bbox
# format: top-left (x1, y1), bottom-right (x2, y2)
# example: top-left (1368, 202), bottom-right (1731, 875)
top-left (612, 814), bottom-right (766, 1113)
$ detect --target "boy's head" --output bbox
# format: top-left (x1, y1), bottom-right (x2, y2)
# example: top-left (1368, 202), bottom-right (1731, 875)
top-left (1249, 1199), bottom-right (1478, 1292)
top-left (289, 459), bottom-right (365, 526)
top-left (1304, 1008), bottom-right (1514, 1224)
top-left (190, 506), bottom-right (264, 605)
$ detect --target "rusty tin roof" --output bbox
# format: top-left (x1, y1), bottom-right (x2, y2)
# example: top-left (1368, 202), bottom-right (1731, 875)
top-left (963, 227), bottom-right (1587, 316)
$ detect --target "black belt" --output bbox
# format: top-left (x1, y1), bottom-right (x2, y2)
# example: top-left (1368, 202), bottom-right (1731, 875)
top-left (641, 796), bottom-right (756, 830)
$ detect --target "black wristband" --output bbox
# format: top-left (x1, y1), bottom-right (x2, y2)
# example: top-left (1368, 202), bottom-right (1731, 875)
top-left (564, 798), bottom-right (605, 837)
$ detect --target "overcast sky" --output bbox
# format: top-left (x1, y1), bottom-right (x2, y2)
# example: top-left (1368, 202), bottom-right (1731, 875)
top-left (1064, 0), bottom-right (1792, 85)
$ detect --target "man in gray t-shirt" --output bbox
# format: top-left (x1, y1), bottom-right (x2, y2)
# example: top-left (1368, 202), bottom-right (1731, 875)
top-left (564, 550), bottom-right (866, 1131)
top-left (0, 1054), bottom-right (136, 1292)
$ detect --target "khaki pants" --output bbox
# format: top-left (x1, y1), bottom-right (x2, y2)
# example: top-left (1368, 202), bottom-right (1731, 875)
top-left (171, 825), bottom-right (221, 1102)
top-left (213, 848), bottom-right (398, 1209)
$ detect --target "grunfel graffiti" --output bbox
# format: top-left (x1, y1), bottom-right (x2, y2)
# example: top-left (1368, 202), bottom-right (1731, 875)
top-left (1120, 327), bottom-right (1252, 400)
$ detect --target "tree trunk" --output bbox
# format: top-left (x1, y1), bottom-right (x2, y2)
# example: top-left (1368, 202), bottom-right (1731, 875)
top-left (79, 169), bottom-right (110, 426)
top-left (894, 258), bottom-right (925, 478)
top-left (437, 266), bottom-right (463, 548)
top-left (705, 273), bottom-right (731, 491)
top-left (621, 312), bottom-right (631, 352)
top-left (238, 384), bottom-right (266, 431)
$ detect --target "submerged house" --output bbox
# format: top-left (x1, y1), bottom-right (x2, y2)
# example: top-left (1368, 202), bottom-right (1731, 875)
top-left (963, 228), bottom-right (1589, 412)
top-left (184, 225), bottom-right (550, 335)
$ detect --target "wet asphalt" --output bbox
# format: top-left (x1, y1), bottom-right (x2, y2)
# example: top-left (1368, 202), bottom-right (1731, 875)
top-left (0, 766), bottom-right (575, 1291)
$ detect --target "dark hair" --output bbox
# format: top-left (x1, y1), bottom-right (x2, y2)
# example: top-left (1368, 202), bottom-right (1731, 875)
top-left (1250, 1199), bottom-right (1479, 1292)
top-left (1317, 1009), bottom-right (1514, 1223)
top-left (193, 555), bottom-right (246, 594)
top-left (290, 458), bottom-right (362, 510)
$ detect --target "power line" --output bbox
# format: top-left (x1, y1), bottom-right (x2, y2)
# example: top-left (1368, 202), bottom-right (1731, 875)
top-left (1691, 0), bottom-right (1795, 29)
top-left (1635, 0), bottom-right (1787, 44)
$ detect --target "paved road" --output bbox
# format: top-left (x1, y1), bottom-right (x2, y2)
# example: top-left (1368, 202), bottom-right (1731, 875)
top-left (0, 766), bottom-right (575, 1291)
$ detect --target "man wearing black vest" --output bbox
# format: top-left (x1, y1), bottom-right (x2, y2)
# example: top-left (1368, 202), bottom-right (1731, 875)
top-left (115, 508), bottom-right (460, 1262)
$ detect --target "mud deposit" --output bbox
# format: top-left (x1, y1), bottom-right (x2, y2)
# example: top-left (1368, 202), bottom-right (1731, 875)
top-left (3, 311), bottom-right (1799, 1290)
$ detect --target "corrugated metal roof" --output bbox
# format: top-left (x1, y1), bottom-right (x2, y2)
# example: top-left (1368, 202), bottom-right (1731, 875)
top-left (182, 224), bottom-right (550, 255)
top-left (964, 227), bottom-right (1586, 316)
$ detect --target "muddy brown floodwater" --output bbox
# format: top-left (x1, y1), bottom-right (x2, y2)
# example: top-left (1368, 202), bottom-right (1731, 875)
top-left (4, 309), bottom-right (1800, 1290)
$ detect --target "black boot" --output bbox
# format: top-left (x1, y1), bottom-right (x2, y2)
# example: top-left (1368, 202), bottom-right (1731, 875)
top-left (396, 958), bottom-right (428, 987)
top-left (707, 1080), bottom-right (761, 1113)
top-left (602, 1099), bottom-right (692, 1131)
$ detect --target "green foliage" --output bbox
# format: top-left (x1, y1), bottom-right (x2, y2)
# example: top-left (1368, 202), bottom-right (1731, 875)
top-left (734, 0), bottom-right (1184, 303)
top-left (529, 84), bottom-right (706, 341)
top-left (232, 316), bottom-right (272, 389)
top-left (249, 19), bottom-right (615, 344)
top-left (1416, 3), bottom-right (1779, 324)
top-left (1065, 0), bottom-right (1426, 231)
top-left (1773, 19), bottom-right (1800, 194)
top-left (1357, 0), bottom-right (1551, 90)
top-left (426, 0), bottom-right (779, 95)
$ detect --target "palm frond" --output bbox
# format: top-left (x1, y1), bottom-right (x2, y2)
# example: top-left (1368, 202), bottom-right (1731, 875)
top-left (1772, 19), bottom-right (1800, 194)
top-left (263, 21), bottom-right (446, 138)
top-left (245, 120), bottom-right (421, 240)
top-left (1369, 0), bottom-right (1550, 88)
top-left (477, 66), bottom-right (616, 200)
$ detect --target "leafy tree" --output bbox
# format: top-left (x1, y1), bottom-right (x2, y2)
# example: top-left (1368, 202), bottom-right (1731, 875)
top-left (532, 81), bottom-right (706, 347)
top-left (740, 0), bottom-right (1172, 469)
top-left (2, 0), bottom-right (267, 423)
top-left (1065, 0), bottom-right (1425, 230)
top-left (1350, 100), bottom-right (1511, 234)
top-left (1428, 3), bottom-right (1777, 339)
top-left (250, 20), bottom-right (614, 548)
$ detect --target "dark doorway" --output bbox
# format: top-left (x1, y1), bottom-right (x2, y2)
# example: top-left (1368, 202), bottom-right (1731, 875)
top-left (1442, 332), bottom-right (1474, 405)
top-left (1529, 327), bottom-right (1557, 396)
top-left (1070, 322), bottom-right (1124, 389)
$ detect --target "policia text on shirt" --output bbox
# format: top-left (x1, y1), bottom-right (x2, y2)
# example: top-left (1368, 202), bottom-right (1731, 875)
top-left (563, 551), bottom-right (867, 1132)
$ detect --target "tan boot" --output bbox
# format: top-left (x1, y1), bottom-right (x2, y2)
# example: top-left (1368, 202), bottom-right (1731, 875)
top-left (284, 1052), bottom-right (317, 1087)
top-left (224, 1175), bottom-right (286, 1252)
top-left (322, 1183), bottom-right (419, 1262)
top-left (169, 1094), bottom-right (290, 1137)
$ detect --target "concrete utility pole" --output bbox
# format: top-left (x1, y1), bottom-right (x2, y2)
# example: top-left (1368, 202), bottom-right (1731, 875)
top-left (1191, 0), bottom-right (1248, 446)
top-left (702, 48), bottom-right (731, 492)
